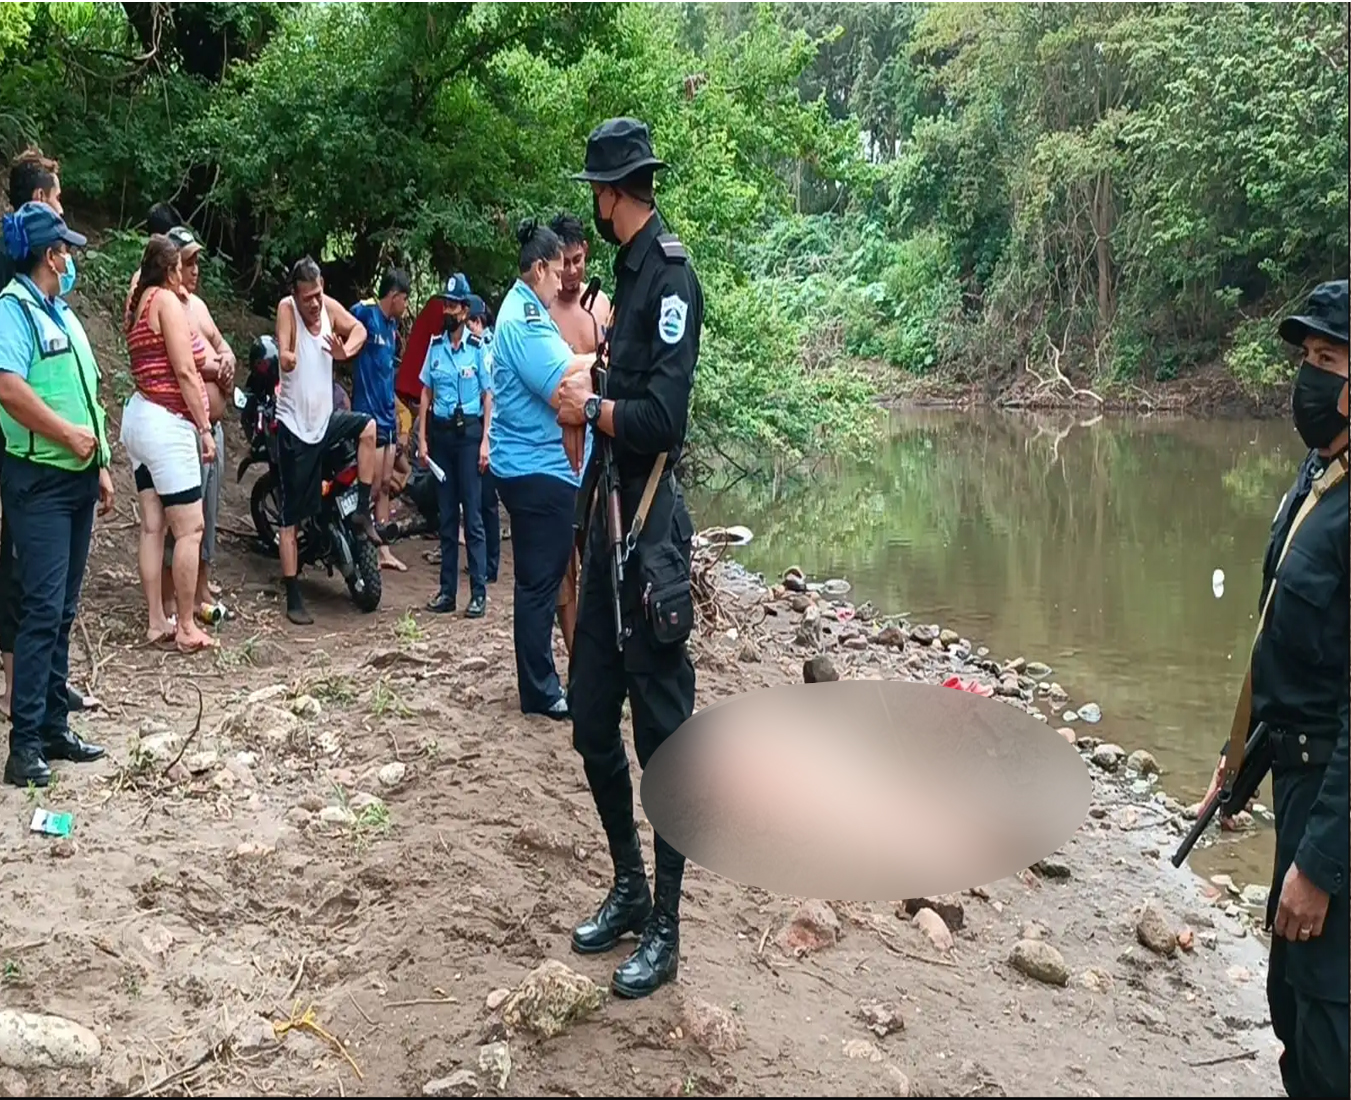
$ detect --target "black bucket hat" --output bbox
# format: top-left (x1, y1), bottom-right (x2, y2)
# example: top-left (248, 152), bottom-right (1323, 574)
top-left (572, 118), bottom-right (667, 185)
top-left (1279, 280), bottom-right (1349, 347)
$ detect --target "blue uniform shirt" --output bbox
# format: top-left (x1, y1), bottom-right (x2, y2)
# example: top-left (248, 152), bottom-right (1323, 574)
top-left (349, 300), bottom-right (398, 435)
top-left (487, 280), bottom-right (586, 486)
top-left (0, 275), bottom-right (73, 379)
top-left (420, 328), bottom-right (491, 420)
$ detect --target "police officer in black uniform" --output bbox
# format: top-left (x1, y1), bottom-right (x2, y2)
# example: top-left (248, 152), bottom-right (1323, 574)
top-left (556, 118), bottom-right (702, 999)
top-left (1251, 279), bottom-right (1349, 1098)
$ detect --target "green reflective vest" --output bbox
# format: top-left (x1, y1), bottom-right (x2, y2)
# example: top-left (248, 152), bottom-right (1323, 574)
top-left (0, 278), bottom-right (110, 471)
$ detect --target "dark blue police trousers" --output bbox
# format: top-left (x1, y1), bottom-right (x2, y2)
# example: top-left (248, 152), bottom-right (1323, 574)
top-left (493, 469), bottom-right (576, 714)
top-left (0, 457), bottom-right (97, 751)
top-left (428, 416), bottom-right (487, 601)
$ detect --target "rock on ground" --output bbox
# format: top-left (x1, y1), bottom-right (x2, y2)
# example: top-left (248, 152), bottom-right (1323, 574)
top-left (0, 1010), bottom-right (102, 1070)
top-left (857, 1000), bottom-right (905, 1038)
top-left (901, 895), bottom-right (965, 931)
top-left (679, 996), bottom-right (746, 1055)
top-left (803, 655), bottom-right (839, 683)
top-left (912, 907), bottom-right (954, 954)
top-left (1008, 939), bottom-right (1069, 986)
top-left (775, 899), bottom-right (841, 955)
top-left (1127, 749), bottom-right (1160, 776)
top-left (499, 960), bottom-right (603, 1039)
top-left (1136, 901), bottom-right (1178, 957)
top-left (478, 1040), bottom-right (511, 1091)
top-left (423, 1070), bottom-right (478, 1097)
top-left (1091, 744), bottom-right (1126, 770)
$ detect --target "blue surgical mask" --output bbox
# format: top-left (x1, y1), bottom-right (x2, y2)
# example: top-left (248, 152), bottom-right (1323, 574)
top-left (58, 254), bottom-right (77, 297)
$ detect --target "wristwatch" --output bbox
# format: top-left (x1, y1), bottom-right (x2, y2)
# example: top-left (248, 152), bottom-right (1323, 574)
top-left (584, 396), bottom-right (602, 425)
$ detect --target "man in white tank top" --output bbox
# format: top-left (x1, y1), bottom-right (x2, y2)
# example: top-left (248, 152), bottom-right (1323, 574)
top-left (273, 256), bottom-right (380, 625)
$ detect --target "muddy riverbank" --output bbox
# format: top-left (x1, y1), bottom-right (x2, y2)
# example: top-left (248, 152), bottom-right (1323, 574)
top-left (0, 463), bottom-right (1284, 1095)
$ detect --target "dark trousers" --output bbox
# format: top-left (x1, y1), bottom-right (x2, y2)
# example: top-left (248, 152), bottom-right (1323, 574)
top-left (0, 510), bottom-right (18, 654)
top-left (0, 458), bottom-right (98, 750)
top-left (1269, 937), bottom-right (1350, 1096)
top-left (494, 470), bottom-right (575, 713)
top-left (568, 503), bottom-right (696, 878)
top-left (429, 418), bottom-right (486, 600)
top-left (480, 468), bottom-right (500, 583)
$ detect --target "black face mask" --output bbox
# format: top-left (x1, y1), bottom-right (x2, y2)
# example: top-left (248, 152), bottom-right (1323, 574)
top-left (1292, 360), bottom-right (1349, 451)
top-left (443, 313), bottom-right (464, 337)
top-left (592, 192), bottom-right (620, 247)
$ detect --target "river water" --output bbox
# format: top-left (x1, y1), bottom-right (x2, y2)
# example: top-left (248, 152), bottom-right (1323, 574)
top-left (688, 406), bottom-right (1307, 887)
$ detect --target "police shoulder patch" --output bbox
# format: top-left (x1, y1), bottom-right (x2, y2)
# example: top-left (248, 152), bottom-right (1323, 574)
top-left (657, 234), bottom-right (688, 263)
top-left (468, 333), bottom-right (482, 348)
top-left (523, 301), bottom-right (543, 323)
top-left (658, 294), bottom-right (689, 346)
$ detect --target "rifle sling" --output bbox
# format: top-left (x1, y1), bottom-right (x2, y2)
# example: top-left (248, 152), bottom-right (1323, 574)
top-left (628, 454), bottom-right (669, 549)
top-left (1224, 453), bottom-right (1348, 783)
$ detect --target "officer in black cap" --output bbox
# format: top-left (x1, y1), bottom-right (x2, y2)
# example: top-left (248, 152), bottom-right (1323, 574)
top-left (555, 117), bottom-right (703, 999)
top-left (1246, 278), bottom-right (1349, 1097)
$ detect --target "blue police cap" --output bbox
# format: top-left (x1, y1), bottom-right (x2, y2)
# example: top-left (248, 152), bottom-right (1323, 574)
top-left (443, 272), bottom-right (472, 303)
top-left (467, 294), bottom-right (487, 320)
top-left (2, 202), bottom-right (87, 261)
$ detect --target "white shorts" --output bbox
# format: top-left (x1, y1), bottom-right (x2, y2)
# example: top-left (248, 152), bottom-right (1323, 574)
top-left (120, 391), bottom-right (203, 504)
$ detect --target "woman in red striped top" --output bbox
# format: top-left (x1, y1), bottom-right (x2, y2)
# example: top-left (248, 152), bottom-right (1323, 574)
top-left (118, 235), bottom-right (217, 653)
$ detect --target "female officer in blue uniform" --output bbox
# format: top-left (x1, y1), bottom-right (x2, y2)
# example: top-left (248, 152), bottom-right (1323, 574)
top-left (487, 221), bottom-right (592, 719)
top-left (417, 273), bottom-right (492, 618)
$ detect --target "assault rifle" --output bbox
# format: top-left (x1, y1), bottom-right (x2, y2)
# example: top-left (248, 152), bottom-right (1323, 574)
top-left (577, 277), bottom-right (626, 652)
top-left (1170, 721), bottom-right (1270, 868)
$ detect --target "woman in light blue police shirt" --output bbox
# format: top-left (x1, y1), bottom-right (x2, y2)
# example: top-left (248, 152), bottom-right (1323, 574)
top-left (418, 273), bottom-right (492, 619)
top-left (488, 221), bottom-right (592, 720)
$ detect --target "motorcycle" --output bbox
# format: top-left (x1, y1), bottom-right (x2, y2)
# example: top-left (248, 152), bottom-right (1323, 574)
top-left (234, 336), bottom-right (382, 613)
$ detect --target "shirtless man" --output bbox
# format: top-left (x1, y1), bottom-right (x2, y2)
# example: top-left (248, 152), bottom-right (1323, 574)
top-left (547, 213), bottom-right (611, 658)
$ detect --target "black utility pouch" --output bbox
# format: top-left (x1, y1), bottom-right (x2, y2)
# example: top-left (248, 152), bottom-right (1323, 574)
top-left (639, 540), bottom-right (694, 648)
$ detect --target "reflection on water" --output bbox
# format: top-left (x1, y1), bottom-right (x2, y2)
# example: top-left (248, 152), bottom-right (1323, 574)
top-left (688, 407), bottom-right (1305, 886)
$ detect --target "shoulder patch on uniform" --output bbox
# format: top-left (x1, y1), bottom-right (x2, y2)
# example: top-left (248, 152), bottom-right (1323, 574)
top-left (468, 333), bottom-right (482, 348)
top-left (658, 294), bottom-right (689, 346)
top-left (657, 234), bottom-right (688, 263)
top-left (523, 301), bottom-right (542, 322)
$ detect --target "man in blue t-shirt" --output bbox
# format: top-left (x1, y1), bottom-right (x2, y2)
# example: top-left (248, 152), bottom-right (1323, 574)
top-left (350, 269), bottom-right (410, 572)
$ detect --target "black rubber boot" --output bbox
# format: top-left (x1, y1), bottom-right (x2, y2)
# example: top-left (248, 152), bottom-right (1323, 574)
top-left (572, 832), bottom-right (652, 955)
top-left (611, 846), bottom-right (683, 999)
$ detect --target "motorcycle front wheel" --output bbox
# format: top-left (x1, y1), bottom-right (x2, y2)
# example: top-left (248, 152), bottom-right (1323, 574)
top-left (347, 535), bottom-right (383, 613)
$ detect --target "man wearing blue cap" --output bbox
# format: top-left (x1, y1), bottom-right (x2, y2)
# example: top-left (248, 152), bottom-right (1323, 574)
top-left (0, 202), bottom-right (113, 787)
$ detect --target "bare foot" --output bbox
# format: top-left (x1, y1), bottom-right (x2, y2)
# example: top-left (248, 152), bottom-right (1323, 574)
top-left (379, 547), bottom-right (407, 572)
top-left (175, 622), bottom-right (217, 654)
top-left (146, 616), bottom-right (176, 644)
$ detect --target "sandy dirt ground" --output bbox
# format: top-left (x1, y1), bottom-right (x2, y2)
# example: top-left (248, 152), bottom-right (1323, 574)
top-left (0, 404), bottom-right (1288, 1100)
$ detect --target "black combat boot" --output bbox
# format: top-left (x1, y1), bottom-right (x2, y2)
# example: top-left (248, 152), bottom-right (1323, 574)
top-left (572, 831), bottom-right (652, 955)
top-left (610, 849), bottom-right (683, 999)
top-left (4, 734), bottom-right (51, 788)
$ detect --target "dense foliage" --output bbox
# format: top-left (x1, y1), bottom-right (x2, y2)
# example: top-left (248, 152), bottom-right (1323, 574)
top-left (0, 2), bottom-right (1345, 467)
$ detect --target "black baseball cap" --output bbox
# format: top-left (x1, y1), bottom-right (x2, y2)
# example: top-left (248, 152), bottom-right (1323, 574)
top-left (1279, 280), bottom-right (1349, 347)
top-left (573, 118), bottom-right (667, 185)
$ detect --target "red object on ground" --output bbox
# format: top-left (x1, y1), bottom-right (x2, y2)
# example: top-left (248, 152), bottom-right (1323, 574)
top-left (943, 676), bottom-right (994, 697)
top-left (395, 295), bottom-right (445, 408)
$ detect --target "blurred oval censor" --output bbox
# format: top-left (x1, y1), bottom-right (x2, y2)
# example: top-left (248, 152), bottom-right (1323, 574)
top-left (641, 680), bottom-right (1091, 901)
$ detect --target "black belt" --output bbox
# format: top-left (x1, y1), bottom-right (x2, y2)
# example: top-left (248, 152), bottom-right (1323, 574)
top-left (1270, 729), bottom-right (1338, 769)
top-left (429, 413), bottom-right (482, 429)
